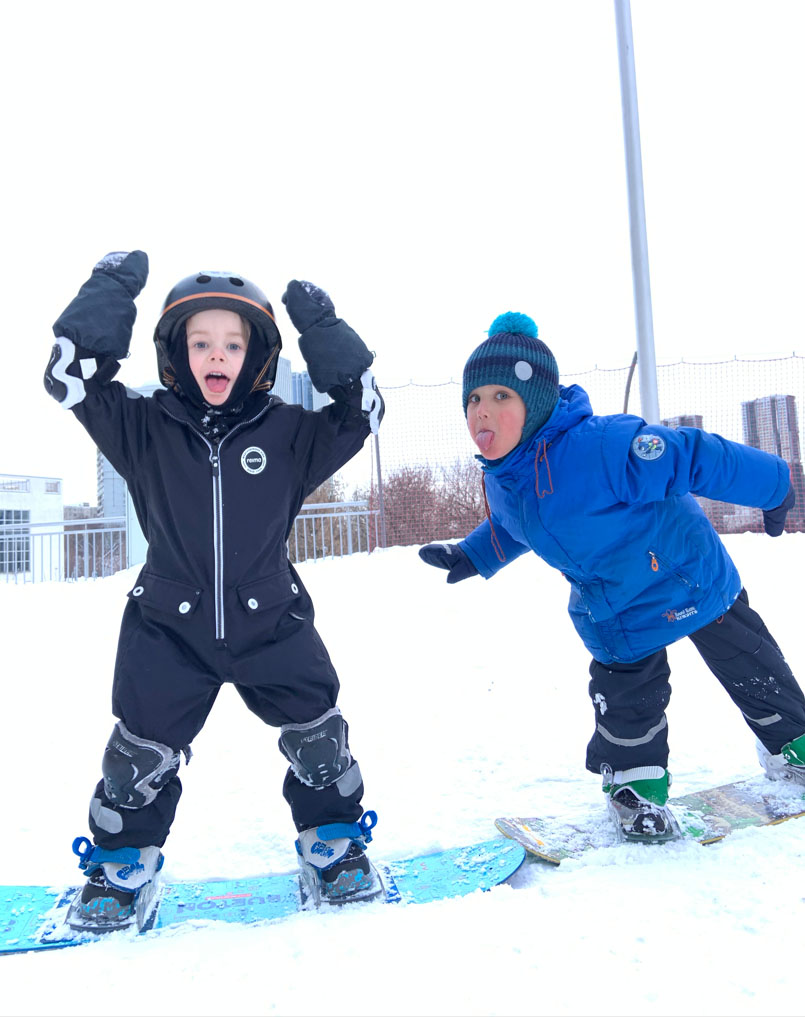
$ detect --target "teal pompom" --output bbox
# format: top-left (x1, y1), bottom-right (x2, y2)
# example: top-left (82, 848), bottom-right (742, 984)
top-left (488, 312), bottom-right (538, 339)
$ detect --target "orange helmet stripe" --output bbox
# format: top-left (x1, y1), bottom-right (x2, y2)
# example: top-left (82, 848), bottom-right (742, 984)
top-left (161, 291), bottom-right (276, 323)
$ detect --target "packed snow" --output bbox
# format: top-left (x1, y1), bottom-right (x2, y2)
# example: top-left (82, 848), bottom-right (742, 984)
top-left (2, 534), bottom-right (804, 1016)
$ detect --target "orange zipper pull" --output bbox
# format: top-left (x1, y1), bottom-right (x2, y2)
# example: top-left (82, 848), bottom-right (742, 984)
top-left (650, 552), bottom-right (659, 572)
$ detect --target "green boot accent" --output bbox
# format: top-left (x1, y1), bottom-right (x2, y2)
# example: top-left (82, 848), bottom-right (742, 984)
top-left (782, 733), bottom-right (805, 768)
top-left (602, 766), bottom-right (671, 806)
top-left (758, 734), bottom-right (805, 786)
top-left (602, 765), bottom-right (678, 841)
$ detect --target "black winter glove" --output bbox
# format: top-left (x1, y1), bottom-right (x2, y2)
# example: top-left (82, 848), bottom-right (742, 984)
top-left (763, 484), bottom-right (796, 537)
top-left (53, 251), bottom-right (149, 359)
top-left (282, 279), bottom-right (373, 394)
top-left (418, 543), bottom-right (479, 584)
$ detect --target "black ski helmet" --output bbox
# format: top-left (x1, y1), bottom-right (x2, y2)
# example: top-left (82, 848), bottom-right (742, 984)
top-left (153, 270), bottom-right (282, 393)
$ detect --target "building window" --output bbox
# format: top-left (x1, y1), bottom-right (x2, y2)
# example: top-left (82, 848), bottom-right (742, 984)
top-left (0, 509), bottom-right (31, 573)
top-left (46, 480), bottom-right (61, 494)
top-left (0, 479), bottom-right (30, 493)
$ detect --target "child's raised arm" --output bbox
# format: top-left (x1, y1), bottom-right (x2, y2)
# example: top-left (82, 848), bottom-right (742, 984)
top-left (44, 251), bottom-right (149, 409)
top-left (282, 279), bottom-right (382, 434)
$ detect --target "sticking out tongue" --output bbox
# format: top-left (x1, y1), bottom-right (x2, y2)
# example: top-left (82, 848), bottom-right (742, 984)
top-left (206, 374), bottom-right (229, 394)
top-left (475, 429), bottom-right (494, 453)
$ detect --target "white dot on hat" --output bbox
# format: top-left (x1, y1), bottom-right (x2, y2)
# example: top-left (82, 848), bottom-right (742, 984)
top-left (514, 361), bottom-right (533, 381)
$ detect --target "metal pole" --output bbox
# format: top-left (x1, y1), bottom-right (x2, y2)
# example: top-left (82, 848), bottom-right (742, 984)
top-left (614, 0), bottom-right (660, 423)
top-left (373, 433), bottom-right (388, 549)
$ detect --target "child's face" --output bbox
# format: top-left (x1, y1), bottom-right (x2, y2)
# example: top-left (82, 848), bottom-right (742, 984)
top-left (466, 385), bottom-right (527, 460)
top-left (186, 309), bottom-right (250, 405)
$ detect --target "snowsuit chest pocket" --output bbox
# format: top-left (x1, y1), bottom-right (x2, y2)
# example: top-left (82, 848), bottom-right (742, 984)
top-left (128, 572), bottom-right (202, 618)
top-left (236, 568), bottom-right (312, 642)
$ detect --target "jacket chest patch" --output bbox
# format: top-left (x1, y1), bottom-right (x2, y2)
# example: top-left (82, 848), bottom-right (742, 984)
top-left (241, 446), bottom-right (267, 475)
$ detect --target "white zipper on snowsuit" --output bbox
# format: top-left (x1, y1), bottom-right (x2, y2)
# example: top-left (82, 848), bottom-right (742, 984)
top-left (159, 401), bottom-right (272, 645)
top-left (209, 446), bottom-right (225, 640)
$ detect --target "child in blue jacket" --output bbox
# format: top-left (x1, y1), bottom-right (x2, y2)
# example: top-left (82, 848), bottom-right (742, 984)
top-left (419, 312), bottom-right (805, 840)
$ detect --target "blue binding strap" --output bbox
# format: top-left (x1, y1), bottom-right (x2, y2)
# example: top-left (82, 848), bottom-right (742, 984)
top-left (316, 810), bottom-right (378, 844)
top-left (71, 836), bottom-right (142, 871)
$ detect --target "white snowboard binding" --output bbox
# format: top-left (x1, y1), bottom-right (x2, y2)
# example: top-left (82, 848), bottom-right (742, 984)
top-left (296, 811), bottom-right (383, 906)
top-left (66, 837), bottom-right (163, 934)
top-left (602, 766), bottom-right (681, 843)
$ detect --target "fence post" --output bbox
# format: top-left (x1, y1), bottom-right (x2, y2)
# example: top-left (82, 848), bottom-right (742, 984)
top-left (374, 433), bottom-right (388, 548)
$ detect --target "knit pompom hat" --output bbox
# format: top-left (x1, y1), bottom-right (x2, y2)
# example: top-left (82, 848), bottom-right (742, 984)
top-left (462, 312), bottom-right (560, 444)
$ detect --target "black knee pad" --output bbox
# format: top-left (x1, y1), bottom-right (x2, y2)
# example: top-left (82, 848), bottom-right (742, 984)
top-left (102, 721), bottom-right (181, 809)
top-left (278, 707), bottom-right (361, 795)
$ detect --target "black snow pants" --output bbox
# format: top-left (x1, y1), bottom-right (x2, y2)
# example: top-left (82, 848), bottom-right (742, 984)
top-left (87, 605), bottom-right (364, 851)
top-left (585, 588), bottom-right (805, 774)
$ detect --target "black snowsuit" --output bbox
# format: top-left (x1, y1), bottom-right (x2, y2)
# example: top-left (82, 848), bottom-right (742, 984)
top-left (68, 379), bottom-right (374, 850)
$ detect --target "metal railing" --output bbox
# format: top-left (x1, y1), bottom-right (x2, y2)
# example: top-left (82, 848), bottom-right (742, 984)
top-left (289, 500), bottom-right (379, 564)
top-left (0, 502), bottom-right (379, 583)
top-left (0, 517), bottom-right (127, 584)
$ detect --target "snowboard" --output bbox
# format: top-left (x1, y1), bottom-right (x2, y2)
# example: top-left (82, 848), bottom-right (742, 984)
top-left (495, 776), bottom-right (805, 864)
top-left (0, 837), bottom-right (525, 955)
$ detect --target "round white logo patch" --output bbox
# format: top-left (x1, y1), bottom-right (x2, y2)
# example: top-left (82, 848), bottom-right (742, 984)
top-left (631, 434), bottom-right (666, 461)
top-left (514, 360), bottom-right (533, 381)
top-left (241, 446), bottom-right (267, 474)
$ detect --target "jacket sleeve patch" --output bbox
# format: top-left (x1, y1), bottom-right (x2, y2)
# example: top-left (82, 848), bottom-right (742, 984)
top-left (631, 434), bottom-right (666, 461)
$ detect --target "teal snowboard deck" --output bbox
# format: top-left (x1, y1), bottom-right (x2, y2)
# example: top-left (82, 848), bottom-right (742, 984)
top-left (1, 837), bottom-right (525, 955)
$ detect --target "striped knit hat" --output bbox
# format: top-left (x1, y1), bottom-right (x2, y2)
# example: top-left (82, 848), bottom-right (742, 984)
top-left (462, 312), bottom-right (559, 443)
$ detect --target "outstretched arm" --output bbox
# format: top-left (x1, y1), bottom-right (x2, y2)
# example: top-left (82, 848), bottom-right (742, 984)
top-left (606, 418), bottom-right (791, 515)
top-left (45, 251), bottom-right (149, 409)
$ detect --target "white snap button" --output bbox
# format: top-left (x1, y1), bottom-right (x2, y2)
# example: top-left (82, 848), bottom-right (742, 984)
top-left (248, 598), bottom-right (259, 610)
top-left (132, 586), bottom-right (144, 596)
top-left (290, 583), bottom-right (299, 594)
top-left (178, 601), bottom-right (191, 614)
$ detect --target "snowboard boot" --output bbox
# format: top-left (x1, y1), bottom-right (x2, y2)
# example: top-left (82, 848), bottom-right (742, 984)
top-left (602, 765), bottom-right (681, 842)
top-left (295, 810), bottom-right (383, 906)
top-left (67, 837), bottom-right (164, 933)
top-left (758, 732), bottom-right (805, 787)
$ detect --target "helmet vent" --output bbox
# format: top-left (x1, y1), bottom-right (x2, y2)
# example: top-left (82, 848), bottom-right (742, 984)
top-left (196, 274), bottom-right (212, 284)
top-left (229, 277), bottom-right (244, 287)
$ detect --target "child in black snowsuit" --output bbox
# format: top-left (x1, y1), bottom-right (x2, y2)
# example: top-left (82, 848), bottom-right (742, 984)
top-left (45, 252), bottom-right (384, 928)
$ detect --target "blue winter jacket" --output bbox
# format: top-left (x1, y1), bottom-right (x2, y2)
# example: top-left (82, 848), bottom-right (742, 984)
top-left (460, 385), bottom-right (790, 665)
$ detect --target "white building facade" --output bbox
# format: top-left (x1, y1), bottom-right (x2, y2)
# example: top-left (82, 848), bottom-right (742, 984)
top-left (0, 473), bottom-right (64, 579)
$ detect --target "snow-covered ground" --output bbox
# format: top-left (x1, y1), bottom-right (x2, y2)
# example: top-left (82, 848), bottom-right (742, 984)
top-left (2, 534), bottom-right (804, 1016)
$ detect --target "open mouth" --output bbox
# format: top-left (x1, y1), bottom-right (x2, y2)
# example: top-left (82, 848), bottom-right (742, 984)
top-left (205, 371), bottom-right (230, 395)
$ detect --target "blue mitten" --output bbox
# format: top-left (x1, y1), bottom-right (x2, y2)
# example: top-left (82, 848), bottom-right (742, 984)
top-left (53, 251), bottom-right (149, 359)
top-left (282, 280), bottom-right (373, 394)
top-left (418, 543), bottom-right (479, 584)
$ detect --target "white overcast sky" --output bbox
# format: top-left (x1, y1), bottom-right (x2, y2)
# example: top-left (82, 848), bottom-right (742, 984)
top-left (4, 0), bottom-right (804, 502)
